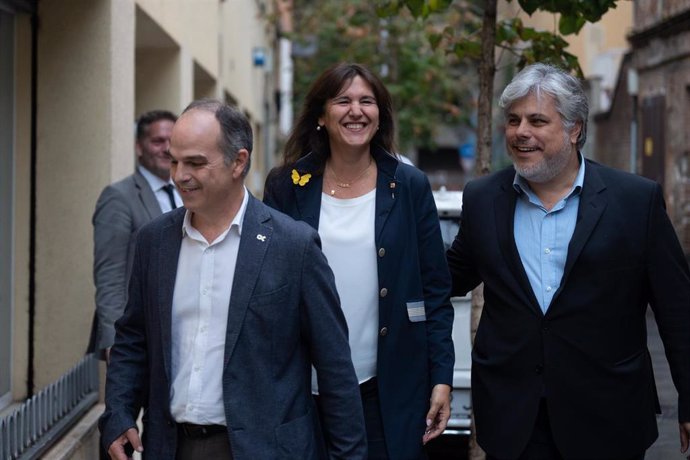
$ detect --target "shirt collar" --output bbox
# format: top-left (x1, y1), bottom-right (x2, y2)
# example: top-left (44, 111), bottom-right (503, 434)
top-left (181, 186), bottom-right (249, 241)
top-left (512, 151), bottom-right (586, 199)
top-left (138, 165), bottom-right (173, 191)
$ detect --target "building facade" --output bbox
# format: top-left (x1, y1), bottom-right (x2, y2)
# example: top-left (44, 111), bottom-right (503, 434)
top-left (594, 1), bottom-right (690, 256)
top-left (629, 0), bottom-right (690, 255)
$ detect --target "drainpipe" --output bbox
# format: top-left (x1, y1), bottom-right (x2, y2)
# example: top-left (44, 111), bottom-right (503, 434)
top-left (277, 0), bottom-right (293, 136)
top-left (627, 68), bottom-right (639, 174)
top-left (27, 2), bottom-right (38, 398)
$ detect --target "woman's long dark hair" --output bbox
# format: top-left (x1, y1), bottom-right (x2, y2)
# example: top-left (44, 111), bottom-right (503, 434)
top-left (283, 62), bottom-right (396, 168)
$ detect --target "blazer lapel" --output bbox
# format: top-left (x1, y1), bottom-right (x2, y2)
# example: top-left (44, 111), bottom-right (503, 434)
top-left (293, 155), bottom-right (323, 229)
top-left (557, 162), bottom-right (607, 294)
top-left (158, 210), bottom-right (184, 381)
top-left (224, 195), bottom-right (272, 367)
top-left (134, 169), bottom-right (163, 218)
top-left (494, 179), bottom-right (542, 315)
top-left (294, 174), bottom-right (323, 229)
top-left (373, 147), bottom-right (400, 242)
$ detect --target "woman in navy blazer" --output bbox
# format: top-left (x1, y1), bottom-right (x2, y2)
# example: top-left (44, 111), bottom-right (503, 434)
top-left (263, 62), bottom-right (454, 459)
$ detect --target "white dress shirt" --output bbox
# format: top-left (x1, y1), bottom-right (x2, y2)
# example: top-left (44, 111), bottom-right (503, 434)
top-left (169, 188), bottom-right (248, 425)
top-left (138, 165), bottom-right (182, 212)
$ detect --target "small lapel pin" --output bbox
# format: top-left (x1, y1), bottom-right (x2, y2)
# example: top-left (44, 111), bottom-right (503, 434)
top-left (256, 234), bottom-right (266, 242)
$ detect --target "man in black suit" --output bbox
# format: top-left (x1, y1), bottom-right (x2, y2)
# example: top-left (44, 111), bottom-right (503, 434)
top-left (447, 63), bottom-right (690, 459)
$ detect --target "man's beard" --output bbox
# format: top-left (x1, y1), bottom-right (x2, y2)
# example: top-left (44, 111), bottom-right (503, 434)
top-left (513, 134), bottom-right (573, 183)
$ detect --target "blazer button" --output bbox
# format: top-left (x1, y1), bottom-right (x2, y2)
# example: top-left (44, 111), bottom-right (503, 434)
top-left (379, 327), bottom-right (388, 337)
top-left (379, 288), bottom-right (388, 297)
top-left (535, 365), bottom-right (544, 375)
top-left (378, 248), bottom-right (386, 257)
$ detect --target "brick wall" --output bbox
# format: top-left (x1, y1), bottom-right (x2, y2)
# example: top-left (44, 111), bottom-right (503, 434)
top-left (629, 3), bottom-right (690, 256)
top-left (592, 55), bottom-right (634, 173)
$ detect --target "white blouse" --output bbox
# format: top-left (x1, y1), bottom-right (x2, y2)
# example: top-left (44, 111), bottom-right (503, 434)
top-left (314, 189), bottom-right (379, 390)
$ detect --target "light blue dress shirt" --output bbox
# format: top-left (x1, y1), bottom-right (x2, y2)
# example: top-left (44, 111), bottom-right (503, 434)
top-left (513, 154), bottom-right (586, 313)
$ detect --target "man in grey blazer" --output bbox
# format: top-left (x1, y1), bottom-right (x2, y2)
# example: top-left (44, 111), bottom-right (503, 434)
top-left (99, 99), bottom-right (367, 460)
top-left (89, 110), bottom-right (179, 361)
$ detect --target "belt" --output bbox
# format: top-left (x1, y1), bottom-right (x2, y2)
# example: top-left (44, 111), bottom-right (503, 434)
top-left (359, 377), bottom-right (378, 394)
top-left (178, 422), bottom-right (227, 439)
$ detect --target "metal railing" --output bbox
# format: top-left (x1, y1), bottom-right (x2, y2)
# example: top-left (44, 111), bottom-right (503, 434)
top-left (0, 354), bottom-right (99, 460)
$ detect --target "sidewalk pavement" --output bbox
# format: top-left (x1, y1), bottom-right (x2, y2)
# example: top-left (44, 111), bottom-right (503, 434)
top-left (646, 307), bottom-right (685, 460)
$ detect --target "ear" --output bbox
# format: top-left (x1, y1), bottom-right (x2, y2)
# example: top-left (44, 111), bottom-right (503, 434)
top-left (569, 121), bottom-right (582, 145)
top-left (233, 149), bottom-right (250, 178)
top-left (135, 140), bottom-right (143, 158)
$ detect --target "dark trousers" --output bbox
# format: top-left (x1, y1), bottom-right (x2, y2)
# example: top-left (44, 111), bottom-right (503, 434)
top-left (487, 399), bottom-right (645, 460)
top-left (360, 378), bottom-right (389, 460)
top-left (314, 377), bottom-right (395, 460)
top-left (175, 424), bottom-right (233, 460)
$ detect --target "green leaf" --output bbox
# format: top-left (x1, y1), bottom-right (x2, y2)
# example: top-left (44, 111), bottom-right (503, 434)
top-left (517, 0), bottom-right (541, 15)
top-left (375, 1), bottom-right (402, 18)
top-left (558, 14), bottom-right (577, 35)
top-left (428, 31), bottom-right (443, 50)
top-left (428, 0), bottom-right (453, 13)
top-left (518, 26), bottom-right (541, 41)
top-left (453, 39), bottom-right (482, 60)
top-left (559, 14), bottom-right (586, 35)
top-left (404, 0), bottom-right (425, 17)
top-left (496, 19), bottom-right (519, 44)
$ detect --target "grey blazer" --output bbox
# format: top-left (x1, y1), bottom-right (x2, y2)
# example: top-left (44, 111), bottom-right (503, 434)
top-left (99, 194), bottom-right (367, 459)
top-left (90, 169), bottom-right (163, 354)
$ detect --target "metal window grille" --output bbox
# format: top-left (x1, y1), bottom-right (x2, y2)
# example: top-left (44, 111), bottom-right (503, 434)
top-left (0, 354), bottom-right (99, 460)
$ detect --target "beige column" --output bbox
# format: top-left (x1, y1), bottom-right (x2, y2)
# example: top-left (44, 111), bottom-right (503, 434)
top-left (34, 0), bottom-right (135, 388)
top-left (11, 14), bottom-right (32, 401)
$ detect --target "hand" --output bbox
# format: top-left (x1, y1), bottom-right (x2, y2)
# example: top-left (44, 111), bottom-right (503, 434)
top-left (680, 422), bottom-right (690, 455)
top-left (108, 427), bottom-right (142, 460)
top-left (423, 384), bottom-right (451, 445)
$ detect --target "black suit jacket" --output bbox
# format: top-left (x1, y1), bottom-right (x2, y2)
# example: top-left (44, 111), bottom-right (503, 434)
top-left (447, 160), bottom-right (690, 458)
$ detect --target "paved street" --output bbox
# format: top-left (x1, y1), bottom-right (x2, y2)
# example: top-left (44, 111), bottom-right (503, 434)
top-left (645, 307), bottom-right (685, 460)
top-left (427, 307), bottom-right (684, 460)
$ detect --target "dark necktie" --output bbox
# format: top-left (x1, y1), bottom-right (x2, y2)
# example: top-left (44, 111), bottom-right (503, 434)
top-left (162, 184), bottom-right (177, 210)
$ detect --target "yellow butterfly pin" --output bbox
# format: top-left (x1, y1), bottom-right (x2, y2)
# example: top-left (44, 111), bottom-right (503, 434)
top-left (291, 169), bottom-right (311, 186)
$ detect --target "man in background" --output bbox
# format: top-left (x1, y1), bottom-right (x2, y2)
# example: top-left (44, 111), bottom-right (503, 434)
top-left (88, 109), bottom-right (179, 362)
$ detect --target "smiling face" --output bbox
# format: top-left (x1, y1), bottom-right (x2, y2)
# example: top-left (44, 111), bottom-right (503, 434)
top-left (169, 109), bottom-right (246, 219)
top-left (136, 119), bottom-right (174, 181)
top-left (505, 92), bottom-right (581, 184)
top-left (318, 75), bottom-right (380, 154)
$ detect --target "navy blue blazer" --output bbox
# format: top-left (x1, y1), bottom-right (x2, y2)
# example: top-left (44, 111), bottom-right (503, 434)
top-left (264, 147), bottom-right (454, 459)
top-left (448, 160), bottom-right (690, 459)
top-left (99, 193), bottom-right (367, 460)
